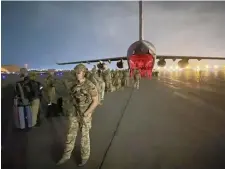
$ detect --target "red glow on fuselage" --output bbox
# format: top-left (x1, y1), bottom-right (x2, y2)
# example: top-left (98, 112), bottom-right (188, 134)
top-left (128, 54), bottom-right (155, 78)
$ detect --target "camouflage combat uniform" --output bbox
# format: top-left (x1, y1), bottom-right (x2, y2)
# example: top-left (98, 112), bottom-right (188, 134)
top-left (133, 69), bottom-right (141, 89)
top-left (57, 64), bottom-right (98, 166)
top-left (123, 70), bottom-right (130, 87)
top-left (102, 69), bottom-right (113, 92)
top-left (112, 72), bottom-right (122, 91)
top-left (44, 72), bottom-right (57, 104)
top-left (91, 67), bottom-right (105, 103)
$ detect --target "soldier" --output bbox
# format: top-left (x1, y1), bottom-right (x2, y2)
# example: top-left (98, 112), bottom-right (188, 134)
top-left (102, 65), bottom-right (113, 92)
top-left (119, 70), bottom-right (124, 88)
top-left (57, 64), bottom-right (99, 166)
top-left (110, 69), bottom-right (115, 79)
top-left (123, 69), bottom-right (130, 87)
top-left (112, 72), bottom-right (122, 91)
top-left (29, 72), bottom-right (43, 126)
top-left (15, 68), bottom-right (42, 127)
top-left (44, 70), bottom-right (59, 117)
top-left (91, 67), bottom-right (105, 104)
top-left (133, 69), bottom-right (141, 89)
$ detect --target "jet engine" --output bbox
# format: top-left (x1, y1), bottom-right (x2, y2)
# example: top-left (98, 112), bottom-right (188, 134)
top-left (178, 59), bottom-right (189, 68)
top-left (97, 63), bottom-right (104, 69)
top-left (157, 59), bottom-right (166, 67)
top-left (117, 60), bottom-right (124, 69)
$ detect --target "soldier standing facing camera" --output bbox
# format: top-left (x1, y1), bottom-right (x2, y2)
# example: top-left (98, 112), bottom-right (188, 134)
top-left (57, 64), bottom-right (99, 167)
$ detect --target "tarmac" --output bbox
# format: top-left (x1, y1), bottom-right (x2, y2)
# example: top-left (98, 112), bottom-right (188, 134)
top-left (1, 70), bottom-right (225, 169)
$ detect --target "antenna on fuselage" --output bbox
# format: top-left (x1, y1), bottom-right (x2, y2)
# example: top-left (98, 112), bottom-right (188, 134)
top-left (139, 0), bottom-right (143, 41)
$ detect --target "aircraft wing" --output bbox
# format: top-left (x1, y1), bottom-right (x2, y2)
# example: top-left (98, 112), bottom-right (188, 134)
top-left (56, 55), bottom-right (225, 65)
top-left (56, 56), bottom-right (127, 65)
top-left (157, 55), bottom-right (225, 60)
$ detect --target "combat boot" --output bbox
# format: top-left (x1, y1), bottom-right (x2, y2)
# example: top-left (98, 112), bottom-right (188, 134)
top-left (78, 159), bottom-right (89, 167)
top-left (56, 156), bottom-right (70, 165)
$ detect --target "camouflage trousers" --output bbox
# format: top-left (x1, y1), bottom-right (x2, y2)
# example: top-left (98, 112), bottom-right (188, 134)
top-left (133, 80), bottom-right (140, 89)
top-left (62, 116), bottom-right (92, 160)
top-left (99, 82), bottom-right (105, 101)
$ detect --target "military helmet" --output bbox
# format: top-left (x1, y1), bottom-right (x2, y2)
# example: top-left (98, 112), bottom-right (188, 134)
top-left (20, 68), bottom-right (27, 73)
top-left (29, 72), bottom-right (37, 80)
top-left (74, 64), bottom-right (87, 73)
top-left (20, 68), bottom-right (28, 76)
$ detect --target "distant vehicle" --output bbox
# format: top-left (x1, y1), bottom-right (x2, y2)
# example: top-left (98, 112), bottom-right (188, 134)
top-left (56, 1), bottom-right (225, 79)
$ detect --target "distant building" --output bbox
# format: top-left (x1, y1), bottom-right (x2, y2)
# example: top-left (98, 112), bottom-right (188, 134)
top-left (1, 65), bottom-right (21, 73)
top-left (48, 69), bottom-right (56, 72)
top-left (1, 67), bottom-right (10, 73)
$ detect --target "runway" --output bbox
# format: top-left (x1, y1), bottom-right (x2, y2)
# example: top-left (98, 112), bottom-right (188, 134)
top-left (2, 71), bottom-right (225, 169)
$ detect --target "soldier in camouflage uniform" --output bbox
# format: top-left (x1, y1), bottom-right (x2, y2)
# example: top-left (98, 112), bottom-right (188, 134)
top-left (102, 65), bottom-right (113, 92)
top-left (91, 66), bottom-right (105, 104)
top-left (57, 64), bottom-right (99, 167)
top-left (119, 70), bottom-right (124, 88)
top-left (123, 69), bottom-right (130, 87)
top-left (112, 72), bottom-right (122, 91)
top-left (133, 69), bottom-right (141, 89)
top-left (44, 70), bottom-right (59, 117)
top-left (110, 69), bottom-right (115, 79)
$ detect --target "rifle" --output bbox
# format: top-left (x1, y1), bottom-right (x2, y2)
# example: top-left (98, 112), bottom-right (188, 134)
top-left (62, 80), bottom-right (87, 128)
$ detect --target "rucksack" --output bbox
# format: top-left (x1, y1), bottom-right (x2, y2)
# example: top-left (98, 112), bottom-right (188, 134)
top-left (88, 74), bottom-right (102, 104)
top-left (15, 79), bottom-right (37, 106)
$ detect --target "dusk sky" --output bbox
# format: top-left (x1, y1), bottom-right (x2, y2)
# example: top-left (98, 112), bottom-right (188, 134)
top-left (1, 1), bottom-right (225, 69)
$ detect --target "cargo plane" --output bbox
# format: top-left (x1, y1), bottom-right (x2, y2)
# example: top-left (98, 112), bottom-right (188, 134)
top-left (57, 1), bottom-right (225, 78)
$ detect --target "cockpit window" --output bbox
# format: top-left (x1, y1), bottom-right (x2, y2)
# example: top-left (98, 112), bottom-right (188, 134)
top-left (133, 43), bottom-right (150, 55)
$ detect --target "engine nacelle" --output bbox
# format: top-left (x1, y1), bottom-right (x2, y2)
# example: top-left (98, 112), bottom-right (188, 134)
top-left (97, 63), bottom-right (104, 69)
top-left (117, 60), bottom-right (124, 69)
top-left (178, 59), bottom-right (189, 68)
top-left (157, 59), bottom-right (166, 67)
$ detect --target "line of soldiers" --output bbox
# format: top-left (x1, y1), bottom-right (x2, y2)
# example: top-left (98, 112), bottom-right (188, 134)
top-left (29, 64), bottom-right (141, 167)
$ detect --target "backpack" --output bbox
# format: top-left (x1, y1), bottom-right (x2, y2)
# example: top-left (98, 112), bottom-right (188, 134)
top-left (89, 74), bottom-right (100, 92)
top-left (15, 79), bottom-right (36, 106)
top-left (88, 74), bottom-right (102, 104)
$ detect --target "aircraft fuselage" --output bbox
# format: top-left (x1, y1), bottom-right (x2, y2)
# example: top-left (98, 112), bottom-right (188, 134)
top-left (127, 54), bottom-right (155, 78)
top-left (126, 40), bottom-right (156, 78)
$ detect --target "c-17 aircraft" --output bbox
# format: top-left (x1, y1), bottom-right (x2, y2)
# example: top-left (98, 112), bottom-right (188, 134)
top-left (57, 1), bottom-right (225, 78)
